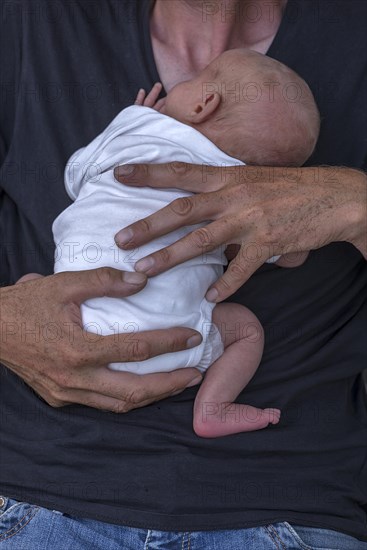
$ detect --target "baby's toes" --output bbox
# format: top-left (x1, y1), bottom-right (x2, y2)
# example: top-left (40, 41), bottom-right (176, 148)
top-left (264, 408), bottom-right (281, 425)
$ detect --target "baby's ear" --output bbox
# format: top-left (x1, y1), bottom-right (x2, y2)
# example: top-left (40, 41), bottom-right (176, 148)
top-left (188, 92), bottom-right (221, 124)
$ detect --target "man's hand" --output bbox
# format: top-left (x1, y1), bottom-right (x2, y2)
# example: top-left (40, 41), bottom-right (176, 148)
top-left (134, 82), bottom-right (166, 112)
top-left (113, 163), bottom-right (367, 302)
top-left (0, 268), bottom-right (202, 412)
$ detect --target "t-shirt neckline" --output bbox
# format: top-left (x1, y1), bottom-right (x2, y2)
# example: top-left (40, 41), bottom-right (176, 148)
top-left (140, 0), bottom-right (293, 95)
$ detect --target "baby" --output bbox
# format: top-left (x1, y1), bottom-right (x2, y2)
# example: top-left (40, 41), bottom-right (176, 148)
top-left (53, 49), bottom-right (320, 438)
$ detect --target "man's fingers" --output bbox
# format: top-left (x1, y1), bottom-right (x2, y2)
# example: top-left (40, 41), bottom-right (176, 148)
top-left (48, 387), bottom-right (147, 413)
top-left (89, 327), bottom-right (202, 365)
top-left (56, 367), bottom-right (202, 412)
top-left (124, 368), bottom-right (203, 405)
top-left (87, 367), bottom-right (202, 405)
top-left (206, 251), bottom-right (266, 302)
top-left (115, 193), bottom-right (218, 249)
top-left (114, 162), bottom-right (223, 193)
top-left (58, 267), bottom-right (148, 305)
top-left (131, 219), bottom-right (235, 277)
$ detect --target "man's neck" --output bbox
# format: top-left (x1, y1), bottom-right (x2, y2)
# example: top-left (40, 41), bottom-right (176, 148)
top-left (151, 0), bottom-right (288, 73)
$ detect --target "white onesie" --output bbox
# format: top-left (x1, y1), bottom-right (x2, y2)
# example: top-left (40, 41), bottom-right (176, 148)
top-left (53, 106), bottom-right (242, 374)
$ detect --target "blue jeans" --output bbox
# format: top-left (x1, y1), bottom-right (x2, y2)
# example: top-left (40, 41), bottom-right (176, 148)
top-left (0, 496), bottom-right (366, 549)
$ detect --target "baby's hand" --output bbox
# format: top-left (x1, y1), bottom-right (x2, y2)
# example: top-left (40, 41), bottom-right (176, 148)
top-left (134, 83), bottom-right (166, 112)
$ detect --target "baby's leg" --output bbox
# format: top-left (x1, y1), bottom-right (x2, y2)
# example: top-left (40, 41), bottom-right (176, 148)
top-left (193, 303), bottom-right (280, 438)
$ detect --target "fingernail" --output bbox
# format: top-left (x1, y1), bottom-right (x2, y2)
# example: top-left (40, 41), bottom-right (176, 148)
top-left (122, 271), bottom-right (146, 284)
top-left (206, 288), bottom-right (218, 302)
top-left (135, 257), bottom-right (155, 272)
top-left (186, 334), bottom-right (202, 349)
top-left (115, 165), bottom-right (135, 178)
top-left (115, 228), bottom-right (134, 246)
top-left (186, 376), bottom-right (202, 388)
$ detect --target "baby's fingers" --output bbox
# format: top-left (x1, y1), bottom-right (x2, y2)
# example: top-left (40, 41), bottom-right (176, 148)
top-left (134, 88), bottom-right (146, 105)
top-left (153, 97), bottom-right (166, 112)
top-left (143, 82), bottom-right (163, 107)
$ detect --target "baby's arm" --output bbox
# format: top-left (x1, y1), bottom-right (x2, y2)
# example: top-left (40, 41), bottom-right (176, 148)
top-left (193, 303), bottom-right (280, 438)
top-left (134, 82), bottom-right (166, 112)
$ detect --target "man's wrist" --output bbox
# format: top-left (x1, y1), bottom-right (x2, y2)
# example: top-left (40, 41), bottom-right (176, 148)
top-left (344, 168), bottom-right (367, 257)
top-left (0, 286), bottom-right (12, 363)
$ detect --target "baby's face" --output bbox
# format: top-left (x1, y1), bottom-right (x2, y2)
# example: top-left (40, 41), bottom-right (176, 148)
top-left (163, 60), bottom-right (219, 123)
top-left (163, 78), bottom-right (202, 122)
top-left (162, 50), bottom-right (244, 124)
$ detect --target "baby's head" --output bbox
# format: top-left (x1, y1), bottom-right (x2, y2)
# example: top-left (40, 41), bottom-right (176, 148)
top-left (162, 49), bottom-right (320, 166)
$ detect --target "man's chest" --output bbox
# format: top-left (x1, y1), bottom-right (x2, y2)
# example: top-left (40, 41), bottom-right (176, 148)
top-left (151, 35), bottom-right (278, 93)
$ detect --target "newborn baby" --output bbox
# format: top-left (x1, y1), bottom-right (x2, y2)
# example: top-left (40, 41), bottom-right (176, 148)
top-left (53, 49), bottom-right (320, 438)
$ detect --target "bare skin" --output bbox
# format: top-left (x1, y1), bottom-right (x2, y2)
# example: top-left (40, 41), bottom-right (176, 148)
top-left (115, 163), bottom-right (366, 301)
top-left (1, 0), bottom-right (290, 412)
top-left (2, 0), bottom-right (365, 411)
top-left (151, 0), bottom-right (289, 91)
top-left (193, 303), bottom-right (280, 438)
top-left (113, 0), bottom-right (367, 301)
top-left (0, 74), bottom-right (189, 417)
top-left (124, 85), bottom-right (283, 437)
top-left (0, 269), bottom-right (202, 411)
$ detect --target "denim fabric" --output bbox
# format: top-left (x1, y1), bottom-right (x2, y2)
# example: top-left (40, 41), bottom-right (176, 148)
top-left (0, 496), bottom-right (366, 549)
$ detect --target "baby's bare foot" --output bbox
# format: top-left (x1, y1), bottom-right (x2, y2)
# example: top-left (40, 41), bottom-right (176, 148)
top-left (193, 403), bottom-right (281, 438)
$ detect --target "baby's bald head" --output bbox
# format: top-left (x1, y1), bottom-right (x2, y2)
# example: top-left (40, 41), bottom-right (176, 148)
top-left (201, 49), bottom-right (320, 166)
top-left (164, 48), bottom-right (320, 166)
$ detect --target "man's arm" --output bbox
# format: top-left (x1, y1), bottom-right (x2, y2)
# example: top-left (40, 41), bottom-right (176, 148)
top-left (113, 163), bottom-right (367, 302)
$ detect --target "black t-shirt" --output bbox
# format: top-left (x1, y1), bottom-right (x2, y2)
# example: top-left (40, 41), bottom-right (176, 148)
top-left (1, 0), bottom-right (367, 541)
